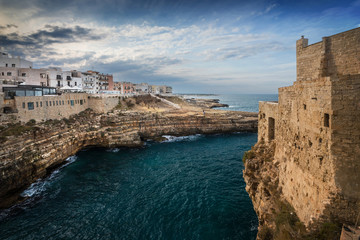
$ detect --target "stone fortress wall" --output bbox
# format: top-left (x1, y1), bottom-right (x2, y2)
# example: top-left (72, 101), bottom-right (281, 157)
top-left (13, 93), bottom-right (89, 122)
top-left (258, 27), bottom-right (360, 225)
top-left (1, 93), bottom-right (121, 123)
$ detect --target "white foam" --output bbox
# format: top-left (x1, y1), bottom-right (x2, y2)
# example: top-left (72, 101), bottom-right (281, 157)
top-left (106, 148), bottom-right (120, 153)
top-left (161, 134), bottom-right (203, 143)
top-left (20, 155), bottom-right (77, 198)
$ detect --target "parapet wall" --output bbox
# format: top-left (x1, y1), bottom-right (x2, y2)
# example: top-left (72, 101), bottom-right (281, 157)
top-left (88, 96), bottom-right (120, 113)
top-left (296, 27), bottom-right (360, 81)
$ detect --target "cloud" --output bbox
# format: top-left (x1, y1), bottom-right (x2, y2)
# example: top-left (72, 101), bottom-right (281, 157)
top-left (0, 25), bottom-right (102, 49)
top-left (0, 24), bottom-right (18, 30)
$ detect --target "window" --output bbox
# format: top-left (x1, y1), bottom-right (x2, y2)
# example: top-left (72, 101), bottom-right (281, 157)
top-left (46, 101), bottom-right (48, 106)
top-left (324, 113), bottom-right (330, 127)
top-left (1, 72), bottom-right (4, 76)
top-left (22, 102), bottom-right (25, 108)
top-left (68, 100), bottom-right (70, 104)
top-left (80, 99), bottom-right (83, 105)
top-left (68, 82), bottom-right (70, 86)
top-left (22, 73), bottom-right (26, 77)
top-left (12, 64), bottom-right (15, 67)
top-left (36, 102), bottom-right (39, 107)
top-left (5, 63), bottom-right (8, 67)
top-left (7, 72), bottom-right (11, 76)
top-left (62, 100), bottom-right (64, 105)
top-left (303, 104), bottom-right (306, 110)
top-left (40, 102), bottom-right (42, 107)
top-left (56, 100), bottom-right (58, 105)
top-left (268, 117), bottom-right (275, 141)
top-left (49, 101), bottom-right (52, 106)
top-left (70, 100), bottom-right (74, 106)
top-left (57, 81), bottom-right (61, 87)
top-left (75, 82), bottom-right (77, 86)
top-left (27, 102), bottom-right (34, 110)
top-left (53, 101), bottom-right (55, 106)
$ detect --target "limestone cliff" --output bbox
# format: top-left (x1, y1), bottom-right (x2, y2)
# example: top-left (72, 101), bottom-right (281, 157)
top-left (0, 108), bottom-right (257, 208)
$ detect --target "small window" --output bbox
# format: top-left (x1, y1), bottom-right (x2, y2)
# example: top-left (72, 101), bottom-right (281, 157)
top-left (53, 101), bottom-right (55, 106)
top-left (56, 100), bottom-right (58, 105)
top-left (70, 100), bottom-right (74, 106)
top-left (57, 81), bottom-right (61, 87)
top-left (49, 101), bottom-right (52, 106)
top-left (62, 100), bottom-right (64, 105)
top-left (7, 72), bottom-right (11, 76)
top-left (303, 104), bottom-right (306, 110)
top-left (12, 64), bottom-right (15, 67)
top-left (5, 63), bottom-right (8, 67)
top-left (22, 102), bottom-right (25, 108)
top-left (1, 72), bottom-right (4, 76)
top-left (68, 100), bottom-right (70, 104)
top-left (75, 82), bottom-right (77, 86)
top-left (40, 102), bottom-right (42, 107)
top-left (268, 117), bottom-right (275, 141)
top-left (46, 101), bottom-right (48, 106)
top-left (22, 73), bottom-right (26, 77)
top-left (80, 100), bottom-right (83, 105)
top-left (324, 113), bottom-right (330, 127)
top-left (36, 102), bottom-right (39, 107)
top-left (28, 102), bottom-right (34, 110)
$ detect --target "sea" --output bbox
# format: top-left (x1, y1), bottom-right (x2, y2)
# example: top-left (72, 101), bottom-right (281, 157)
top-left (0, 94), bottom-right (278, 240)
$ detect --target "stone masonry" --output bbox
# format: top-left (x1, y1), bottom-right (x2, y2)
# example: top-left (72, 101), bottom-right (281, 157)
top-left (257, 27), bottom-right (360, 226)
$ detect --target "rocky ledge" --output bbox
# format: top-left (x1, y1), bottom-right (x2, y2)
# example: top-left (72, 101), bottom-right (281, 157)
top-left (184, 98), bottom-right (229, 109)
top-left (0, 103), bottom-right (257, 209)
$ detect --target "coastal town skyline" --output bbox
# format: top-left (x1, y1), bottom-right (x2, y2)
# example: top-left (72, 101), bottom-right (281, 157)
top-left (0, 0), bottom-right (359, 93)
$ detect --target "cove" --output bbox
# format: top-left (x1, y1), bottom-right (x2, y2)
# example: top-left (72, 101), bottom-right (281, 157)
top-left (0, 133), bottom-right (258, 240)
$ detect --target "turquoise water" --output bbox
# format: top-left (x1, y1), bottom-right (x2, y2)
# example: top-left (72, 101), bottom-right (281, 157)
top-left (0, 133), bottom-right (258, 240)
top-left (181, 94), bottom-right (278, 112)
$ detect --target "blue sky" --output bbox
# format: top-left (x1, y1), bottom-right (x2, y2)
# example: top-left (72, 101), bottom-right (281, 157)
top-left (0, 0), bottom-right (359, 93)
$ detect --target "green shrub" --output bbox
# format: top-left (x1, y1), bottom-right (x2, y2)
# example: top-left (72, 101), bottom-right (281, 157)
top-left (242, 150), bottom-right (255, 163)
top-left (26, 119), bottom-right (36, 126)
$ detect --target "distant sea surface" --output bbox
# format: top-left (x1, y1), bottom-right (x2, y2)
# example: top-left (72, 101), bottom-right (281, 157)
top-left (179, 94), bottom-right (278, 112)
top-left (0, 94), bottom-right (272, 240)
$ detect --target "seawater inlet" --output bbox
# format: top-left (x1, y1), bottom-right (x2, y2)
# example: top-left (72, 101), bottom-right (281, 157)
top-left (0, 133), bottom-right (258, 240)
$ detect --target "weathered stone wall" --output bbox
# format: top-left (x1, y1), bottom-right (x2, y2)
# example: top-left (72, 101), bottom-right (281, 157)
top-left (296, 39), bottom-right (323, 81)
top-left (14, 93), bottom-right (89, 122)
top-left (331, 74), bottom-right (360, 200)
top-left (277, 77), bottom-right (335, 224)
top-left (88, 96), bottom-right (120, 113)
top-left (253, 27), bottom-right (360, 232)
top-left (258, 101), bottom-right (278, 143)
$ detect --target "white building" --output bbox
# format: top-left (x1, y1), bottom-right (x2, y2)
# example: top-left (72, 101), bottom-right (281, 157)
top-left (0, 49), bottom-right (33, 68)
top-left (134, 83), bottom-right (149, 94)
top-left (81, 71), bottom-right (99, 94)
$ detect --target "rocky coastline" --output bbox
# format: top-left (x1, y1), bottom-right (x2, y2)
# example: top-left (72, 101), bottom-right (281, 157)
top-left (0, 96), bottom-right (257, 209)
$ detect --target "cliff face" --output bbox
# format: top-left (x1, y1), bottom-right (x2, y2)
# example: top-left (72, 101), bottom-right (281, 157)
top-left (0, 109), bottom-right (257, 208)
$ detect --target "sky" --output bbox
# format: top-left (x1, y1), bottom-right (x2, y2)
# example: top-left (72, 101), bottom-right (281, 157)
top-left (0, 0), bottom-right (359, 93)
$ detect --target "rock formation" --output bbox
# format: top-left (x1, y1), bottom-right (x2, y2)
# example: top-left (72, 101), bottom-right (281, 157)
top-left (0, 98), bottom-right (257, 208)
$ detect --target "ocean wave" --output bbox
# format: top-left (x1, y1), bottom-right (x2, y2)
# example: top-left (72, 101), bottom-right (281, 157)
top-left (20, 156), bottom-right (77, 198)
top-left (161, 134), bottom-right (203, 143)
top-left (106, 148), bottom-right (120, 153)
